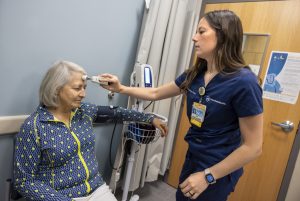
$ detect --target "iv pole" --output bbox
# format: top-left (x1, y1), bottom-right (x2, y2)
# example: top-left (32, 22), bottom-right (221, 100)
top-left (121, 63), bottom-right (154, 201)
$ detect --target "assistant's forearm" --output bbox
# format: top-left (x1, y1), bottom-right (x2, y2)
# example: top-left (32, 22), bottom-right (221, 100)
top-left (119, 85), bottom-right (159, 101)
top-left (210, 143), bottom-right (262, 180)
top-left (210, 114), bottom-right (263, 180)
top-left (119, 82), bottom-right (182, 101)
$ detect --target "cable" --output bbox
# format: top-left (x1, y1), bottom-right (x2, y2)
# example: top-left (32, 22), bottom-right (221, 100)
top-left (110, 122), bottom-right (128, 171)
top-left (143, 101), bottom-right (153, 110)
top-left (109, 122), bottom-right (118, 170)
top-left (113, 131), bottom-right (127, 194)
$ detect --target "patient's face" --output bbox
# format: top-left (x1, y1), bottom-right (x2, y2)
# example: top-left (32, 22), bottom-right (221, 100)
top-left (58, 71), bottom-right (87, 111)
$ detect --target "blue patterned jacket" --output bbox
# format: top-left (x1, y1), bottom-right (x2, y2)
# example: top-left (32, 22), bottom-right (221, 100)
top-left (14, 102), bottom-right (154, 201)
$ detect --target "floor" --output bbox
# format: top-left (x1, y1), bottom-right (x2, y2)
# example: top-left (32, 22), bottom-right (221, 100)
top-left (115, 179), bottom-right (177, 201)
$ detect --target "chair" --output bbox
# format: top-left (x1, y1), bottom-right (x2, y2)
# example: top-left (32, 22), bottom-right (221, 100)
top-left (5, 179), bottom-right (23, 201)
top-left (5, 137), bottom-right (23, 201)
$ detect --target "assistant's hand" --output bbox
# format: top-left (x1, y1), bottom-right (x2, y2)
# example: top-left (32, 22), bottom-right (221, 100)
top-left (99, 73), bottom-right (123, 93)
top-left (152, 118), bottom-right (168, 137)
top-left (179, 171), bottom-right (208, 199)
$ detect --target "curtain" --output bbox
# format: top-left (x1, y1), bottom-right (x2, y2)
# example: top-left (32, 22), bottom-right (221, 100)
top-left (109, 0), bottom-right (203, 192)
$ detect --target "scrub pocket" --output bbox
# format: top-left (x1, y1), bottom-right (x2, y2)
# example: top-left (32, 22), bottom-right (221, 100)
top-left (176, 154), bottom-right (243, 201)
top-left (228, 168), bottom-right (243, 192)
top-left (178, 152), bottom-right (193, 184)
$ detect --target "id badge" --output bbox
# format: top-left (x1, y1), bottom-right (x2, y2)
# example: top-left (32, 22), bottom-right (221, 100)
top-left (190, 102), bottom-right (206, 127)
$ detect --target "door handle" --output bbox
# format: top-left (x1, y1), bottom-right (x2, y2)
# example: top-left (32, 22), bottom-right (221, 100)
top-left (271, 121), bottom-right (294, 133)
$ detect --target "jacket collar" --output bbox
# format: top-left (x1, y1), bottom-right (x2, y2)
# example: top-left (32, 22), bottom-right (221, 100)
top-left (37, 105), bottom-right (81, 122)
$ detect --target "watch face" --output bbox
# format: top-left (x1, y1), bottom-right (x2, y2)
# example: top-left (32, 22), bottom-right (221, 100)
top-left (206, 174), bottom-right (215, 183)
top-left (205, 173), bottom-right (216, 184)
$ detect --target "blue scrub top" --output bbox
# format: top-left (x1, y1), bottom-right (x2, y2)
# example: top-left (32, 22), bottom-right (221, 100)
top-left (175, 67), bottom-right (263, 169)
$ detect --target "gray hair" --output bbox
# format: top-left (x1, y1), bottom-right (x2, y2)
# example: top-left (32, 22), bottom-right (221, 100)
top-left (39, 60), bottom-right (87, 107)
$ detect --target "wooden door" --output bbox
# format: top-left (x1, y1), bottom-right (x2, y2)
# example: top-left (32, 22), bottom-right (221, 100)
top-left (167, 1), bottom-right (300, 201)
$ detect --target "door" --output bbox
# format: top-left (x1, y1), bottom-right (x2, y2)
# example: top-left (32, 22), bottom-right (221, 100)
top-left (167, 1), bottom-right (300, 201)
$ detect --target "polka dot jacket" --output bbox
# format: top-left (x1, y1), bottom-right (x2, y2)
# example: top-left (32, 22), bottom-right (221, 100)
top-left (14, 102), bottom-right (154, 201)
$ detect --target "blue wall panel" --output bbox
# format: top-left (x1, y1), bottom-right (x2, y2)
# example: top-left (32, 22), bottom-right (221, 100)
top-left (0, 0), bottom-right (144, 199)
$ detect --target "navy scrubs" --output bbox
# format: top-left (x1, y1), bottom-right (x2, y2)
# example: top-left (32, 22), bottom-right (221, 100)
top-left (174, 68), bottom-right (263, 201)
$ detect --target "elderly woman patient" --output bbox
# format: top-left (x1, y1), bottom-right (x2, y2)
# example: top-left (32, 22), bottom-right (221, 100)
top-left (13, 61), bottom-right (167, 201)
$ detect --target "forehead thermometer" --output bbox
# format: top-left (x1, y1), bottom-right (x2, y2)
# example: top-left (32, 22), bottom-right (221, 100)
top-left (82, 75), bottom-right (109, 85)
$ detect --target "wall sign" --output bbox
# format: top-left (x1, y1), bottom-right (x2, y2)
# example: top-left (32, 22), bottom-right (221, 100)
top-left (262, 51), bottom-right (300, 104)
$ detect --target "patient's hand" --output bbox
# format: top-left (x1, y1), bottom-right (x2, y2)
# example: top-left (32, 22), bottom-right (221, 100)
top-left (152, 118), bottom-right (168, 137)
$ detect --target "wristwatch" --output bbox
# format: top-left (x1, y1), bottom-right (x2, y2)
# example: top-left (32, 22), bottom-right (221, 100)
top-left (204, 168), bottom-right (216, 184)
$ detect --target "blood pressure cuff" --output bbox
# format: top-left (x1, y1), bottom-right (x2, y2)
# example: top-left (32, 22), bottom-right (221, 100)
top-left (95, 105), bottom-right (119, 123)
top-left (95, 105), bottom-right (154, 124)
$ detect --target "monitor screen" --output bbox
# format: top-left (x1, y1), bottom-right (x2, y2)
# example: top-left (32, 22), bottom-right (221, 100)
top-left (144, 67), bottom-right (151, 84)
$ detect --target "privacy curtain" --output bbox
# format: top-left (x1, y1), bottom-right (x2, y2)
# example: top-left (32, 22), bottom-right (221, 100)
top-left (110, 0), bottom-right (203, 191)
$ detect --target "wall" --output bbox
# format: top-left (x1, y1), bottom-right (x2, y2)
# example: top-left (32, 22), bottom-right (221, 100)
top-left (0, 0), bottom-right (144, 200)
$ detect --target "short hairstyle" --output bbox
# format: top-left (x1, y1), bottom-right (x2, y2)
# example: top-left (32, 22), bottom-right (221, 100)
top-left (39, 60), bottom-right (87, 107)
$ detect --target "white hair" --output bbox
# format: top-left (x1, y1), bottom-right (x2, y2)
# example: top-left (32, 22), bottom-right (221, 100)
top-left (39, 60), bottom-right (87, 107)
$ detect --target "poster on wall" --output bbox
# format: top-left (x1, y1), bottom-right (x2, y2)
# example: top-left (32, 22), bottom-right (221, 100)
top-left (262, 51), bottom-right (300, 104)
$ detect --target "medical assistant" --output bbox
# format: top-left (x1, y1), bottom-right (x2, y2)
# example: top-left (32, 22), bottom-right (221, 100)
top-left (175, 67), bottom-right (263, 201)
top-left (14, 102), bottom-right (154, 201)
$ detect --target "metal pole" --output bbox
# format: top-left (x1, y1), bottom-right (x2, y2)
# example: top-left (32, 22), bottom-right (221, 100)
top-left (121, 142), bottom-right (138, 201)
top-left (140, 145), bottom-right (149, 188)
